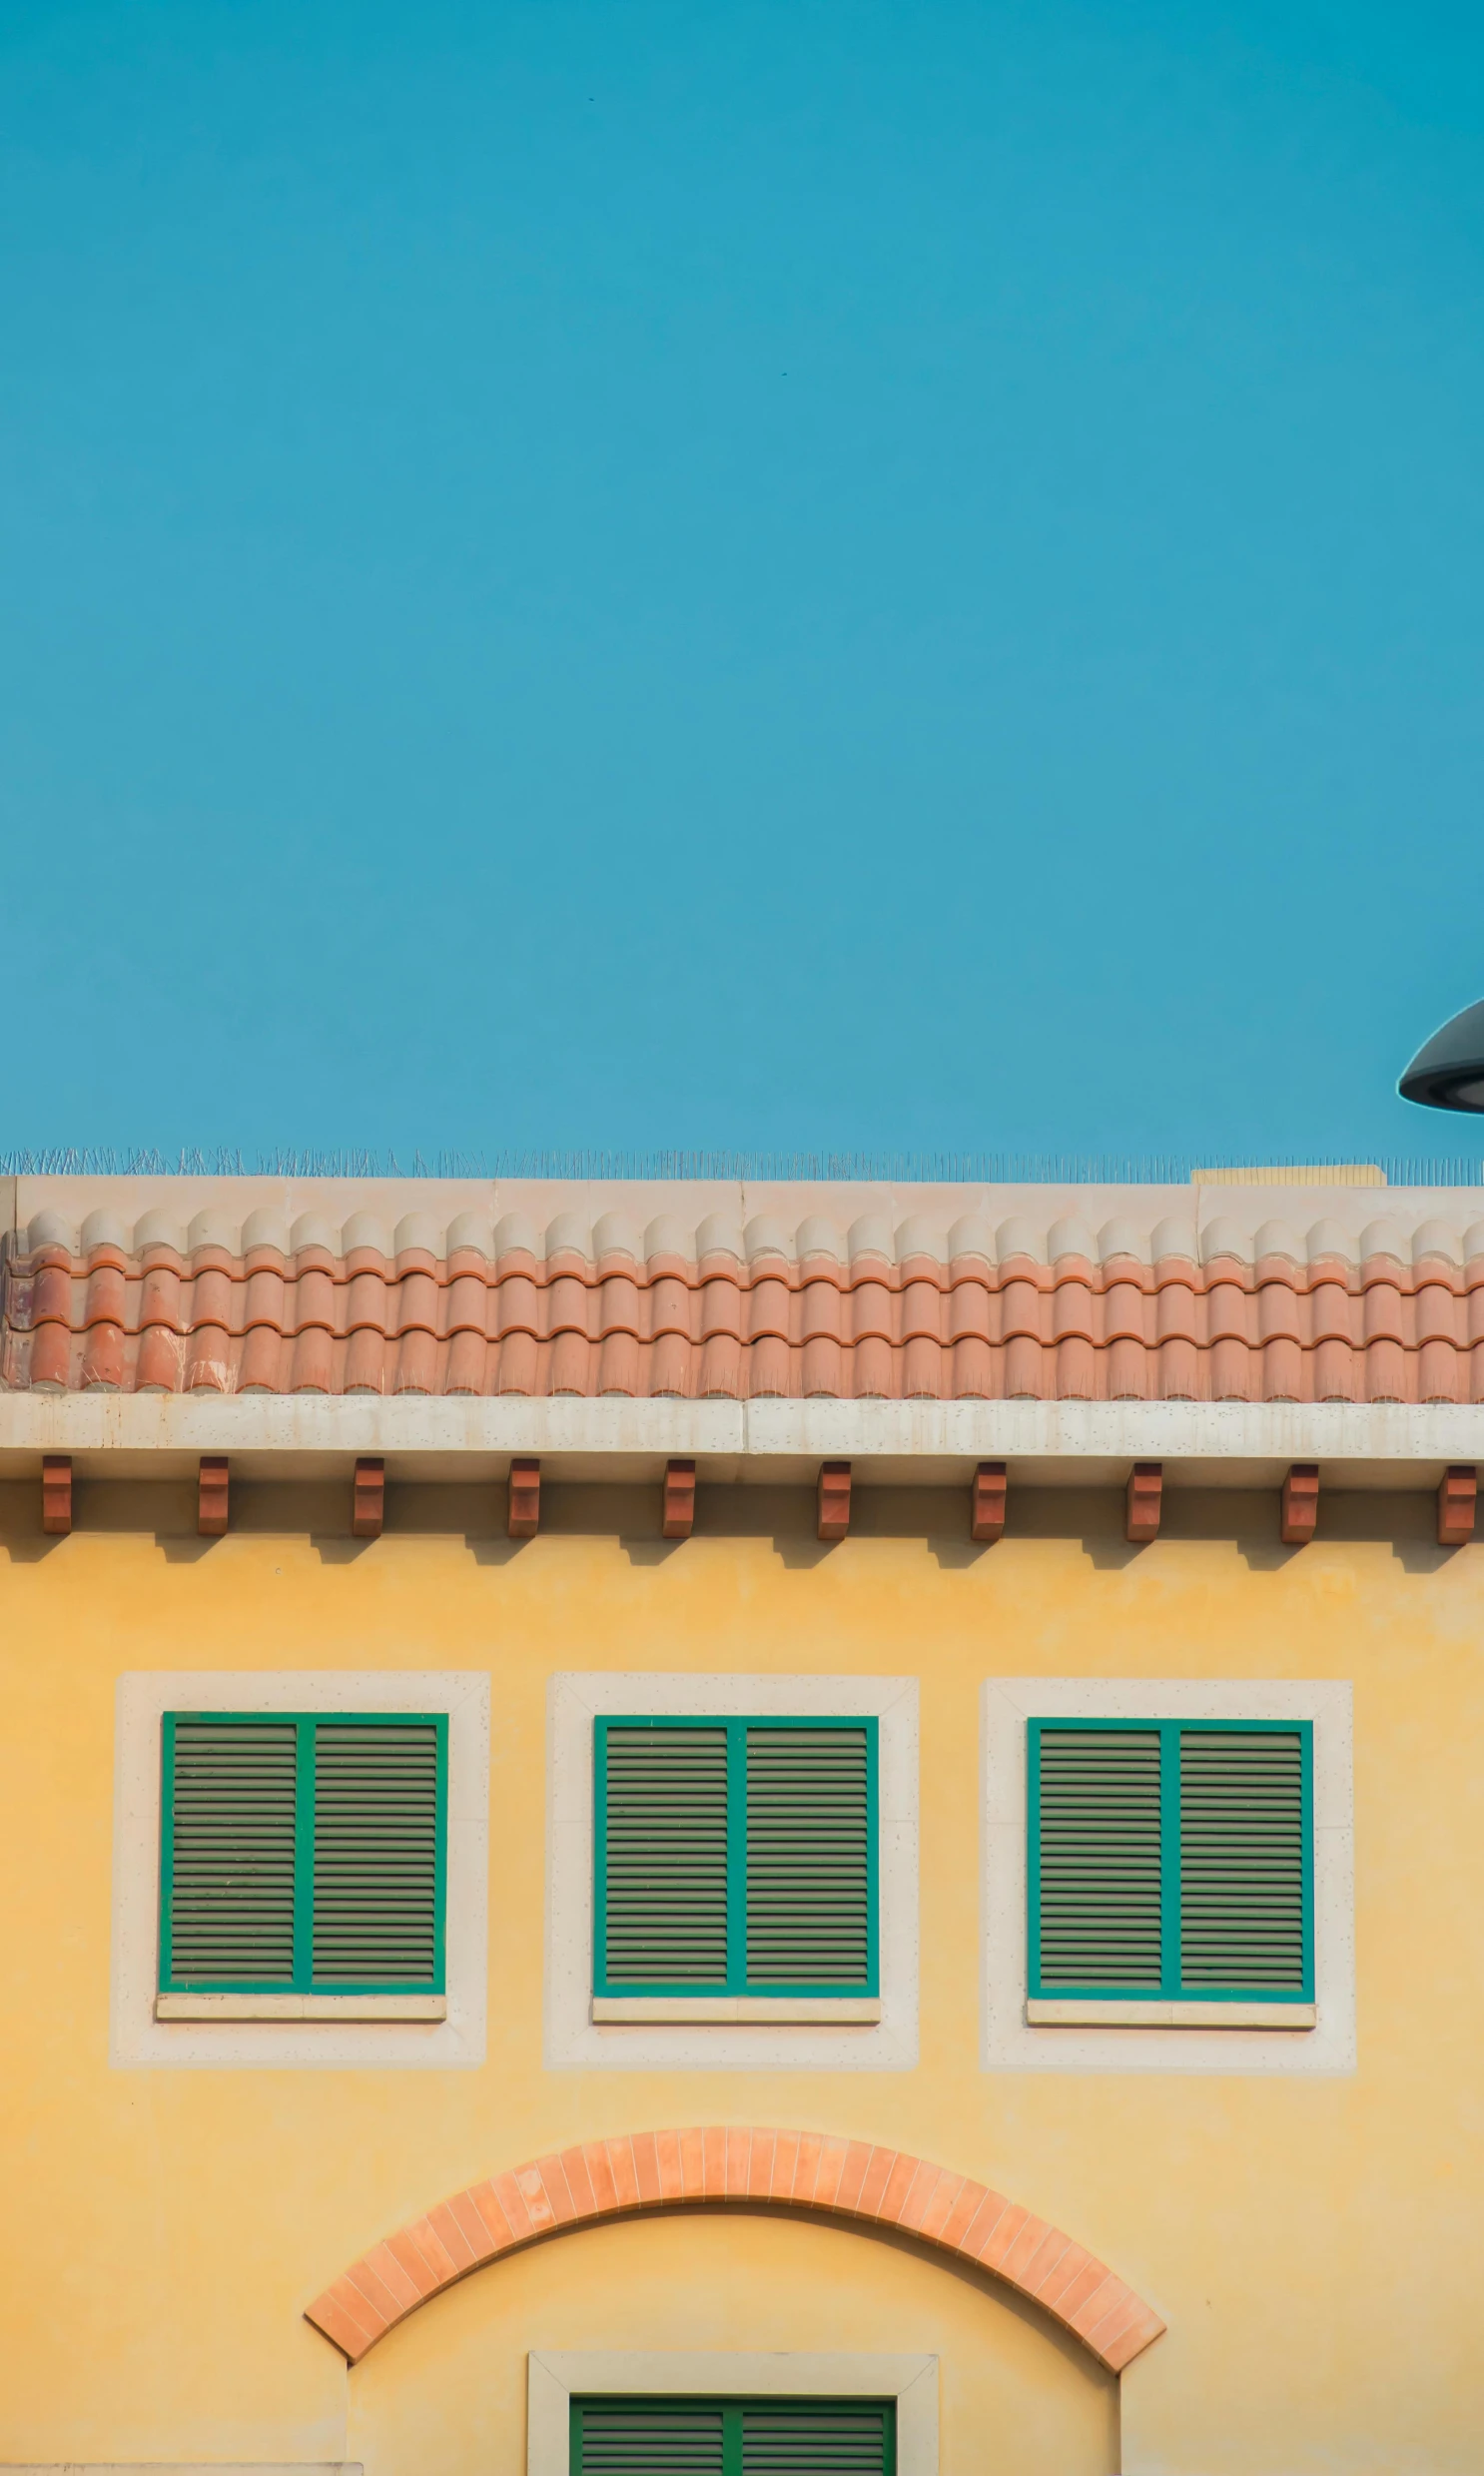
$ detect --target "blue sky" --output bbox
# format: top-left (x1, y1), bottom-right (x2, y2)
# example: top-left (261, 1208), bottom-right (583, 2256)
top-left (3, 1), bottom-right (1482, 1170)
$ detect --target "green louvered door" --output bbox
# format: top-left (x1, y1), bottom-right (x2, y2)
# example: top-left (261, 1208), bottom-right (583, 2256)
top-left (745, 1727), bottom-right (871, 1989)
top-left (601, 1727), bottom-right (730, 1988)
top-left (1035, 1728), bottom-right (1163, 1991)
top-left (313, 1722), bottom-right (440, 1985)
top-left (1179, 1728), bottom-right (1305, 1991)
top-left (571, 2400), bottom-right (893, 2476)
top-left (167, 1720), bottom-right (299, 1983)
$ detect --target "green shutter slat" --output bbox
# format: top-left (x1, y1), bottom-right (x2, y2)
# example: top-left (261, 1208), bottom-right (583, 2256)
top-left (745, 1729), bottom-right (870, 1989)
top-left (312, 1724), bottom-right (439, 1985)
top-left (603, 1729), bottom-right (730, 1986)
top-left (742, 2404), bottom-right (892, 2473)
top-left (1179, 1730), bottom-right (1305, 1990)
top-left (574, 2403), bottom-right (726, 2474)
top-left (169, 1721), bottom-right (298, 1982)
top-left (1038, 1729), bottom-right (1163, 1990)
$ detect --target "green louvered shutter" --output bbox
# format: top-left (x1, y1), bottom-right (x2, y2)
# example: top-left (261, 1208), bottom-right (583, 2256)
top-left (1037, 1728), bottom-right (1162, 1990)
top-left (741, 2403), bottom-right (893, 2473)
top-left (168, 1721), bottom-right (298, 1983)
top-left (573, 2401), bottom-right (725, 2474)
top-left (1179, 1729), bottom-right (1305, 1991)
top-left (312, 1722), bottom-right (439, 1985)
top-left (572, 2401), bottom-right (892, 2476)
top-left (745, 1727), bottom-right (871, 1989)
top-left (603, 1727), bottom-right (730, 1986)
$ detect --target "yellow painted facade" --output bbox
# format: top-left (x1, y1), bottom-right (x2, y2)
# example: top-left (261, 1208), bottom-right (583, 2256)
top-left (1, 1473), bottom-right (1479, 2474)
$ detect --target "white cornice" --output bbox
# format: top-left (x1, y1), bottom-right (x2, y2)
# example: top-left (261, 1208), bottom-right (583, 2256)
top-left (0, 1389), bottom-right (1478, 1485)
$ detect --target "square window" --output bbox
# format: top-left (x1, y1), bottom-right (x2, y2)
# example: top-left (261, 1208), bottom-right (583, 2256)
top-left (545, 1672), bottom-right (918, 2069)
top-left (111, 1669), bottom-right (488, 2067)
top-left (982, 1678), bottom-right (1354, 2074)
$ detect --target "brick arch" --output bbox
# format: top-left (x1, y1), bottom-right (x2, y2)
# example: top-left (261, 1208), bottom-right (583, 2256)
top-left (305, 2126), bottom-right (1165, 2374)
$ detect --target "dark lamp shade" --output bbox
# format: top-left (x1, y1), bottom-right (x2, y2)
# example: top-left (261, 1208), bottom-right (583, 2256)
top-left (1398, 1000), bottom-right (1484, 1114)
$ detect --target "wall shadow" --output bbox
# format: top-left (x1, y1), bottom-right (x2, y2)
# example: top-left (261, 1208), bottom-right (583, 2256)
top-left (0, 1472), bottom-right (1458, 1576)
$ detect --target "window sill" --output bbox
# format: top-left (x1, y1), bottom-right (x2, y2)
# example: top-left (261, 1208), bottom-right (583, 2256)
top-left (1026, 1998), bottom-right (1316, 2030)
top-left (591, 1996), bottom-right (883, 2025)
top-left (155, 1993), bottom-right (447, 2023)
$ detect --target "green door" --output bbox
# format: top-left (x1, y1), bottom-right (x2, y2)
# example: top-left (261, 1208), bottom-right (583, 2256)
top-left (571, 2396), bottom-right (895, 2476)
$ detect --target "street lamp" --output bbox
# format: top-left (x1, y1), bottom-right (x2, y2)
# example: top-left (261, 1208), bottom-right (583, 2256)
top-left (1398, 1000), bottom-right (1484, 1114)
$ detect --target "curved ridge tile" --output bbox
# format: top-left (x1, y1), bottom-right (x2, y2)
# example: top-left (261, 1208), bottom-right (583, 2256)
top-left (1098, 1218), bottom-right (1145, 1265)
top-left (695, 1212), bottom-right (745, 1262)
top-left (1200, 1219), bottom-right (1250, 1265)
top-left (645, 1214), bottom-right (693, 1263)
top-left (291, 1213), bottom-right (335, 1256)
top-left (445, 1212), bottom-right (495, 1258)
top-left (1305, 1219), bottom-right (1354, 1265)
top-left (996, 1216), bottom-right (1044, 1263)
top-left (948, 1213), bottom-right (995, 1265)
top-left (895, 1216), bottom-right (945, 1264)
top-left (847, 1215), bottom-right (895, 1264)
top-left (796, 1214), bottom-right (845, 1261)
top-left (1253, 1219), bottom-right (1302, 1265)
top-left (1048, 1215), bottom-right (1098, 1264)
top-left (745, 1215), bottom-right (791, 1263)
top-left (1412, 1219), bottom-right (1461, 1265)
top-left (1149, 1219), bottom-right (1196, 1264)
top-left (494, 1212), bottom-right (538, 1260)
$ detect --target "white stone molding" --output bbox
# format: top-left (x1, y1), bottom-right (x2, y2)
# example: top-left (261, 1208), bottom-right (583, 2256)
top-left (527, 2352), bottom-right (938, 2476)
top-left (545, 1672), bottom-right (919, 2070)
top-left (4, 1385), bottom-right (1482, 1489)
top-left (982, 1676), bottom-right (1355, 2075)
top-left (110, 1669), bottom-right (488, 2068)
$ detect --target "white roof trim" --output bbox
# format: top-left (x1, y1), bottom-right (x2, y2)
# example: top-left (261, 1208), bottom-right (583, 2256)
top-left (0, 1390), bottom-right (1478, 1486)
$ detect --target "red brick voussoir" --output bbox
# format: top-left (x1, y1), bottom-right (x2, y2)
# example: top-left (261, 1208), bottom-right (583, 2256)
top-left (304, 2126), bottom-right (1165, 2373)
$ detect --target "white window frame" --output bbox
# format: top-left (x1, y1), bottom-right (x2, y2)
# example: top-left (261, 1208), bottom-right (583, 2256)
top-left (983, 1677), bottom-right (1355, 2075)
top-left (528, 2351), bottom-right (937, 2476)
top-left (110, 1669), bottom-right (489, 2068)
top-left (545, 1672), bottom-right (918, 2070)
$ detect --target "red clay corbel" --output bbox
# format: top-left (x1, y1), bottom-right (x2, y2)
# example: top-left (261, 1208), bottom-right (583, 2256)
top-left (971, 1461), bottom-right (1007, 1542)
top-left (352, 1457), bottom-right (384, 1540)
top-left (1438, 1465), bottom-right (1477, 1548)
top-left (41, 1453), bottom-right (72, 1536)
top-left (508, 1457), bottom-right (540, 1538)
top-left (1125, 1462), bottom-right (1161, 1544)
top-left (817, 1460), bottom-right (851, 1542)
top-left (662, 1458), bottom-right (695, 1539)
top-left (198, 1455), bottom-right (230, 1537)
top-left (1281, 1463), bottom-right (1319, 1545)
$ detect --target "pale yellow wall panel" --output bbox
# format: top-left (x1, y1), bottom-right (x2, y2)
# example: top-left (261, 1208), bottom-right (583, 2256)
top-left (346, 2210), bottom-right (1117, 2476)
top-left (0, 1478), bottom-right (1480, 2471)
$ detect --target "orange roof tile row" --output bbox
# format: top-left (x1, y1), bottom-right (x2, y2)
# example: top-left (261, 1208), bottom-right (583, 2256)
top-left (6, 1198), bottom-right (1484, 1402)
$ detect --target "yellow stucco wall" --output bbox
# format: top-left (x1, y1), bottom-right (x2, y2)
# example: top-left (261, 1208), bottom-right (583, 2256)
top-left (1, 1475), bottom-right (1479, 2475)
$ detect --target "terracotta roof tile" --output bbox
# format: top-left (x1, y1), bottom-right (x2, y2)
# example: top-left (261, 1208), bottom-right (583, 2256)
top-left (5, 1179), bottom-right (1484, 1404)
